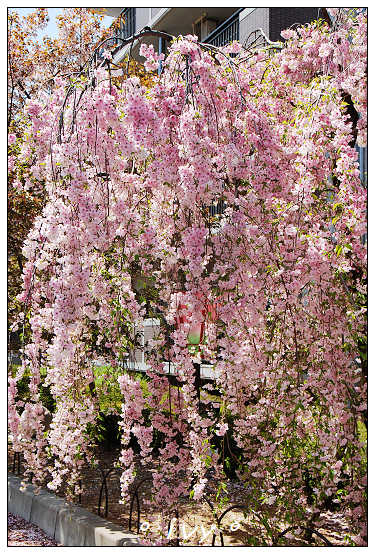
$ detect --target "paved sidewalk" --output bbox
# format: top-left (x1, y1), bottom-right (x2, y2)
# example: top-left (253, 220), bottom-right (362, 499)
top-left (8, 512), bottom-right (61, 546)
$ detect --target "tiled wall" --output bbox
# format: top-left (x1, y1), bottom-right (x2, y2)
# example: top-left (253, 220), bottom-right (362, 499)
top-left (135, 7), bottom-right (150, 33)
top-left (269, 8), bottom-right (319, 42)
top-left (239, 7), bottom-right (319, 45)
top-left (151, 8), bottom-right (163, 19)
top-left (239, 8), bottom-right (270, 45)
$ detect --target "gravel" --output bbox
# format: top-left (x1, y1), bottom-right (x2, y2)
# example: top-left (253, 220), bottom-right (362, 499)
top-left (8, 512), bottom-right (61, 546)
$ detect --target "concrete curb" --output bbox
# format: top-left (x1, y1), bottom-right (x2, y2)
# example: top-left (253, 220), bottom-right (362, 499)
top-left (8, 473), bottom-right (141, 546)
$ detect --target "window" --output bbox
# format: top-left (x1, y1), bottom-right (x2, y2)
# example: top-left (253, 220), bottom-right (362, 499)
top-left (115, 8), bottom-right (136, 41)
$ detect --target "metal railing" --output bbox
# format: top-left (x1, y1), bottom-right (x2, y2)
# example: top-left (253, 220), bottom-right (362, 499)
top-left (92, 8), bottom-right (137, 64)
top-left (209, 201), bottom-right (227, 217)
top-left (203, 9), bottom-right (242, 47)
top-left (114, 8), bottom-right (136, 41)
top-left (128, 476), bottom-right (335, 546)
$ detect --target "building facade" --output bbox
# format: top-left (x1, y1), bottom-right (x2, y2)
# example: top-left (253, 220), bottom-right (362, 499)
top-left (94, 7), bottom-right (320, 64)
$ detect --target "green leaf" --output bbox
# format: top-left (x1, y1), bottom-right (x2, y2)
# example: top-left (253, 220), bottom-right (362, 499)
top-left (335, 244), bottom-right (342, 256)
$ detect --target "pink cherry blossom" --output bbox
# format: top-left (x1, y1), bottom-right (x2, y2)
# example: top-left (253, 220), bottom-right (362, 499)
top-left (8, 9), bottom-right (367, 545)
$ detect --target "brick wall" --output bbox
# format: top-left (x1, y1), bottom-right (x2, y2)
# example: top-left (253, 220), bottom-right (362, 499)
top-left (269, 7), bottom-right (320, 42)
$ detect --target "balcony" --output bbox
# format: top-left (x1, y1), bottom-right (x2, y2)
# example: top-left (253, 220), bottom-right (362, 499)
top-left (112, 8), bottom-right (136, 45)
top-left (202, 9), bottom-right (241, 47)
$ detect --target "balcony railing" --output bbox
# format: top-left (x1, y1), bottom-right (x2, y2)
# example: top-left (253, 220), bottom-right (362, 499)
top-left (202, 9), bottom-right (242, 48)
top-left (209, 201), bottom-right (227, 217)
top-left (111, 7), bottom-right (136, 45)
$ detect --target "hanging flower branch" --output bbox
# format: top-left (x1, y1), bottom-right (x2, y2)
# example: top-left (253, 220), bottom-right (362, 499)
top-left (9, 8), bottom-right (367, 545)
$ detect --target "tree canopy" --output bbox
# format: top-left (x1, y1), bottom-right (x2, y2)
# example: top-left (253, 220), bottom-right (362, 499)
top-left (8, 8), bottom-right (151, 324)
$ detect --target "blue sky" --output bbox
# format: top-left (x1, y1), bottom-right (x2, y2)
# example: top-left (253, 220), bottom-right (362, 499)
top-left (9, 8), bottom-right (114, 41)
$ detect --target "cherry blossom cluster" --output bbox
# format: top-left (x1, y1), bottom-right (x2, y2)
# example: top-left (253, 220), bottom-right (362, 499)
top-left (9, 8), bottom-right (367, 545)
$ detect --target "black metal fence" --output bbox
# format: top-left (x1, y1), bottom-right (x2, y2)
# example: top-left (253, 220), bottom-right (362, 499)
top-left (9, 450), bottom-right (338, 546)
top-left (203, 10), bottom-right (241, 48)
